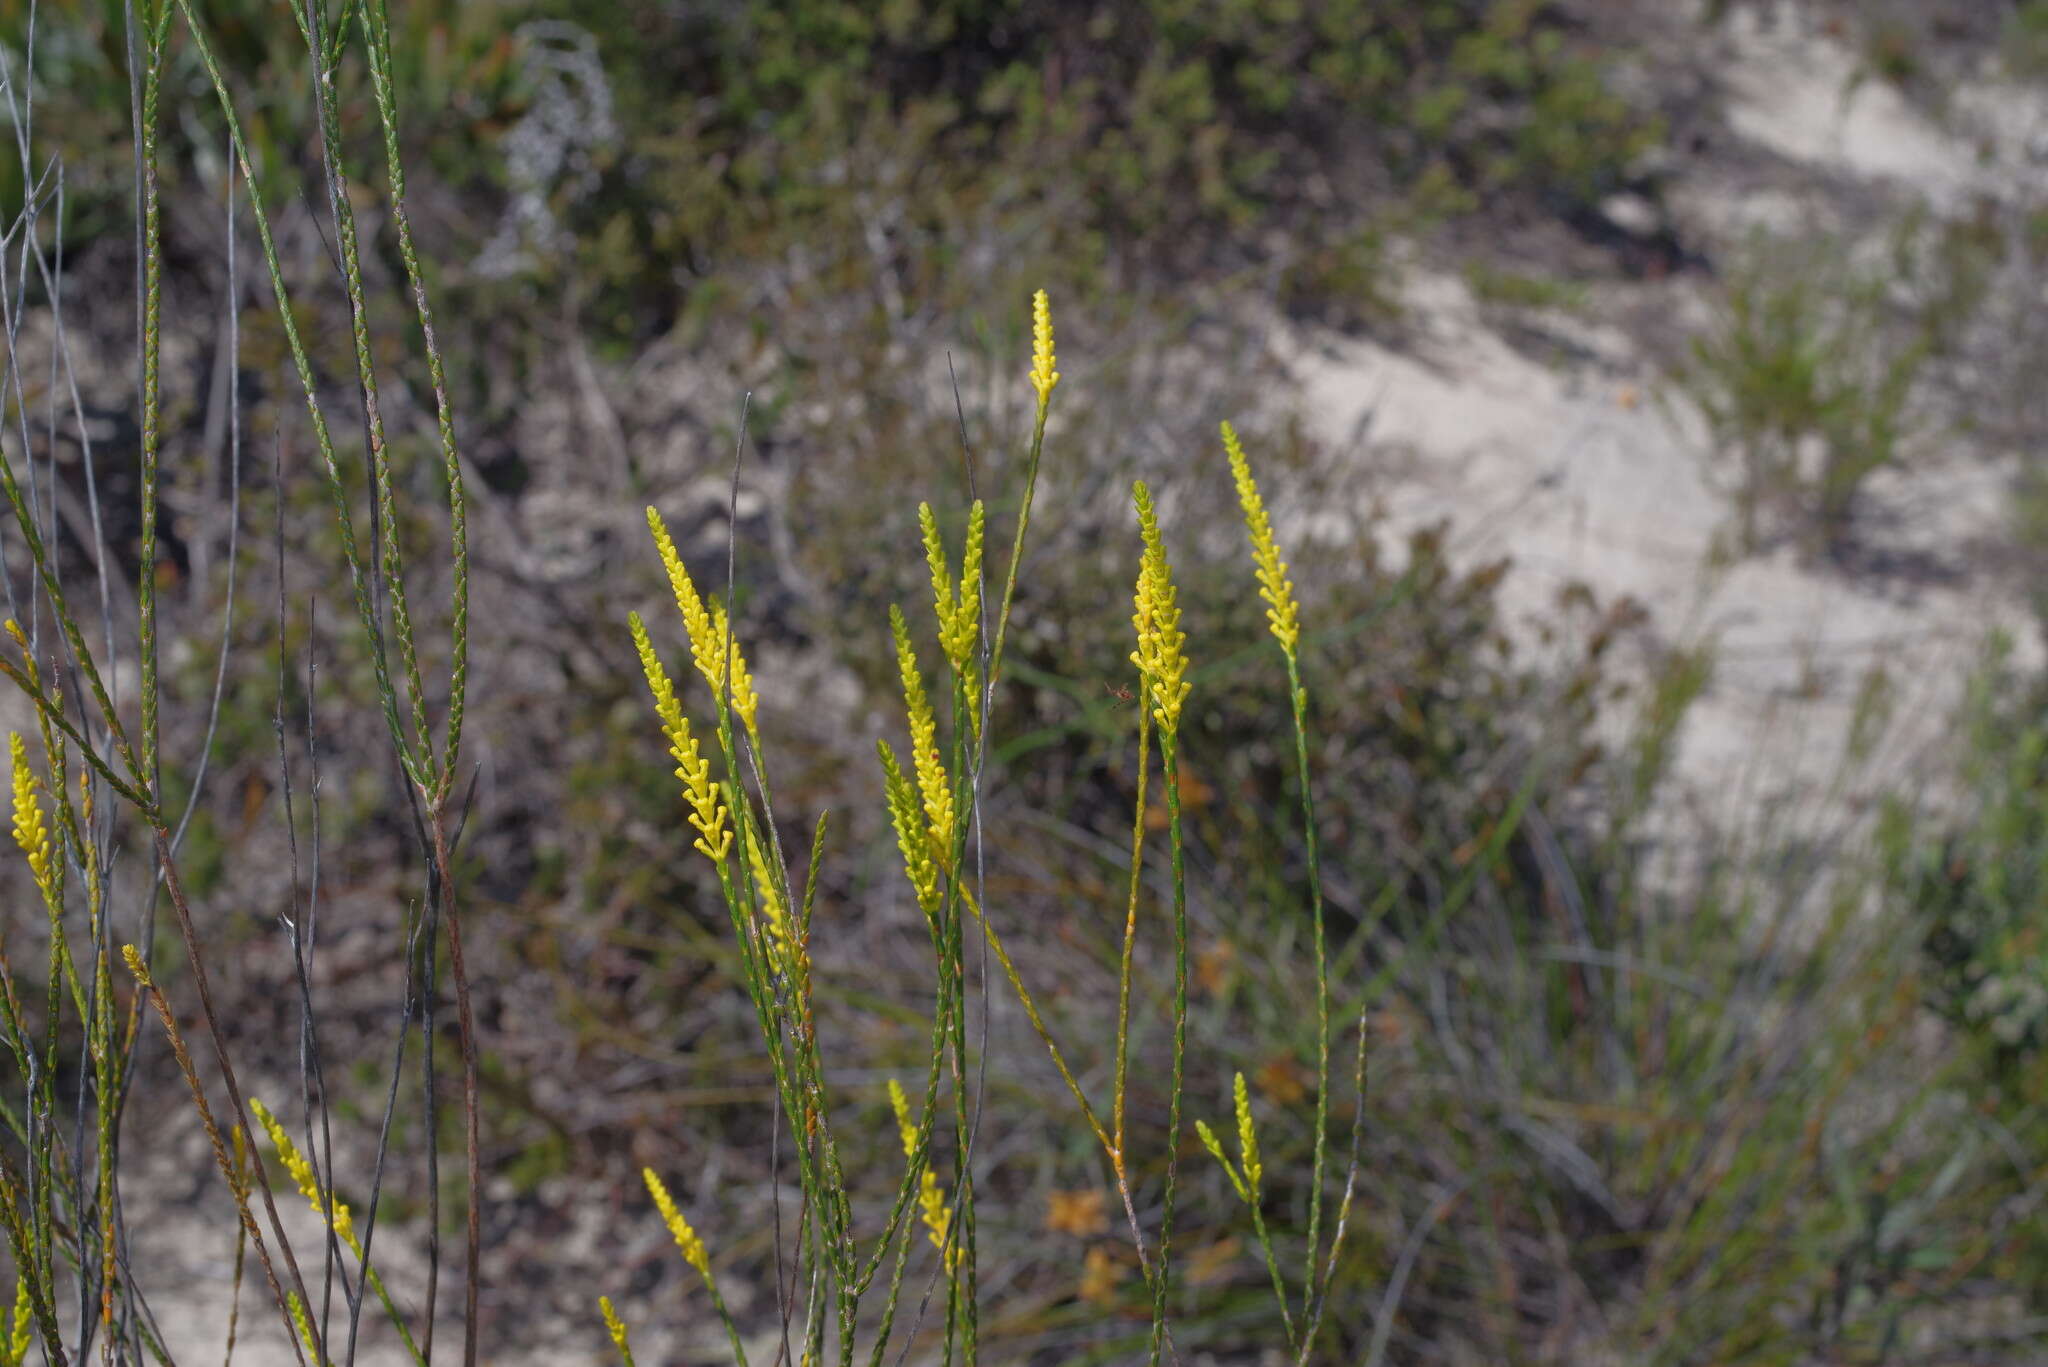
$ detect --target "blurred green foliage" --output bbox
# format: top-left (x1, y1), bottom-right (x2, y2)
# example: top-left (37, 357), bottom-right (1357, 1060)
top-left (0, 0), bottom-right (528, 238)
top-left (1681, 234), bottom-right (1932, 559)
top-left (5, 0), bottom-right (1657, 294)
top-left (534, 0), bottom-right (1657, 339)
top-left (2009, 0), bottom-right (2048, 78)
top-left (1888, 634), bottom-right (2048, 1055)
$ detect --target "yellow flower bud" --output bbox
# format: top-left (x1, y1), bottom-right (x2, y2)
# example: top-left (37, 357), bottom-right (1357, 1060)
top-left (1029, 290), bottom-right (1060, 403)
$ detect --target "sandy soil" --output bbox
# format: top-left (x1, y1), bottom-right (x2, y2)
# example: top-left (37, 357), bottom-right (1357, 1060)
top-left (1284, 2), bottom-right (2043, 868)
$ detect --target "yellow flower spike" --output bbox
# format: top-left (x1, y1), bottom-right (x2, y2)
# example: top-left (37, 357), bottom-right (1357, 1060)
top-left (643, 1168), bottom-right (712, 1280)
top-left (708, 602), bottom-right (761, 735)
top-left (9, 734), bottom-right (52, 902)
top-left (119, 945), bottom-right (150, 988)
top-left (1029, 289), bottom-right (1060, 403)
top-left (920, 501), bottom-right (987, 678)
top-left (887, 1079), bottom-right (955, 1269)
top-left (287, 1292), bottom-right (320, 1366)
top-left (958, 500), bottom-right (985, 689)
top-left (629, 611), bottom-right (686, 738)
top-left (1232, 1070), bottom-right (1262, 1194)
top-left (599, 1296), bottom-right (636, 1367)
top-left (878, 742), bottom-right (940, 914)
top-left (645, 507), bottom-right (759, 731)
top-left (1194, 1118), bottom-right (1249, 1203)
top-left (630, 613), bottom-right (732, 864)
top-left (1128, 483), bottom-right (1191, 735)
top-left (1221, 423), bottom-right (1302, 655)
top-left (9, 1273), bottom-right (31, 1365)
top-left (646, 506), bottom-right (712, 654)
top-left (920, 504), bottom-right (953, 636)
top-left (249, 1097), bottom-right (358, 1254)
top-left (886, 1077), bottom-right (917, 1155)
top-left (890, 607), bottom-right (954, 859)
top-left (744, 821), bottom-right (791, 959)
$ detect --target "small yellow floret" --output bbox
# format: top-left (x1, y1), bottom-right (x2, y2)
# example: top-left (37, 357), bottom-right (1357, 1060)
top-left (744, 821), bottom-right (792, 960)
top-left (250, 1097), bottom-right (359, 1253)
top-left (9, 734), bottom-right (51, 899)
top-left (878, 742), bottom-right (940, 915)
top-left (10, 1273), bottom-right (32, 1363)
top-left (119, 944), bottom-right (150, 988)
top-left (708, 602), bottom-right (760, 734)
top-left (644, 507), bottom-right (760, 733)
top-left (631, 613), bottom-right (731, 863)
top-left (1221, 423), bottom-right (1301, 654)
top-left (887, 1079), bottom-right (956, 1269)
top-left (1232, 1070), bottom-right (1262, 1192)
top-left (891, 608), bottom-right (954, 859)
top-left (287, 1292), bottom-right (320, 1365)
top-left (1029, 289), bottom-right (1060, 403)
top-left (920, 501), bottom-right (985, 680)
top-left (1194, 1118), bottom-right (1246, 1202)
top-left (599, 1296), bottom-right (635, 1366)
top-left (643, 1168), bottom-right (711, 1279)
top-left (1128, 484), bottom-right (1191, 735)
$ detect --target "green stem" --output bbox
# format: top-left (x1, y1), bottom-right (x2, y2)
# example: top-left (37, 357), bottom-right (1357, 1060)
top-left (982, 399), bottom-right (1050, 696)
top-left (1284, 649), bottom-right (1333, 1315)
top-left (1146, 733), bottom-right (1189, 1367)
top-left (170, 0), bottom-right (421, 789)
top-left (357, 0), bottom-right (470, 796)
top-left (1247, 1195), bottom-right (1297, 1351)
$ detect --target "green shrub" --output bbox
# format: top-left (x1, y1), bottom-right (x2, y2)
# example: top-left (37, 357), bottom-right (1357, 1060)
top-left (1681, 234), bottom-right (1931, 558)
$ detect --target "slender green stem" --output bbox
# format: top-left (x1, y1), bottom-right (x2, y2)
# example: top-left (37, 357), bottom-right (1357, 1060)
top-left (1146, 733), bottom-right (1189, 1367)
top-left (301, 0), bottom-right (432, 780)
top-left (0, 1143), bottom-right (67, 1365)
top-left (1284, 649), bottom-right (1333, 1312)
top-left (1295, 1006), bottom-right (1367, 1366)
top-left (1108, 704), bottom-right (1169, 1297)
top-left (982, 400), bottom-right (1049, 696)
top-left (135, 0), bottom-right (170, 799)
top-left (357, 0), bottom-right (470, 797)
top-left (950, 883), bottom-right (1111, 1155)
top-left (170, 0), bottom-right (420, 789)
top-left (1112, 704), bottom-right (1153, 1161)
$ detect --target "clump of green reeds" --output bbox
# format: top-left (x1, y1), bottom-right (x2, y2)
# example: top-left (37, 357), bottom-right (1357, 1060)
top-left (610, 291), bottom-right (1366, 1364)
top-left (0, 0), bottom-right (479, 1362)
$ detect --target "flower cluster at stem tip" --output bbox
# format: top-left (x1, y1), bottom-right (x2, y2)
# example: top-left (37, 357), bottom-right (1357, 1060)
top-left (630, 612), bottom-right (732, 863)
top-left (249, 1097), bottom-right (361, 1253)
top-left (643, 1167), bottom-right (712, 1280)
top-left (1222, 422), bottom-right (1301, 655)
top-left (1030, 288), bottom-right (1059, 403)
top-left (8, 733), bottom-right (51, 900)
top-left (879, 740), bottom-right (941, 914)
top-left (891, 606), bottom-right (955, 858)
top-left (1129, 482), bottom-right (1191, 734)
top-left (920, 500), bottom-right (985, 680)
top-left (888, 1078), bottom-right (956, 1269)
top-left (645, 506), bottom-right (759, 734)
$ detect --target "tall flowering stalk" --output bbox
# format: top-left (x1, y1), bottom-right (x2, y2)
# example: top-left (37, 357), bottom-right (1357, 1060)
top-left (609, 296), bottom-right (1360, 1366)
top-left (1196, 423), bottom-right (1362, 1362)
top-left (1129, 480), bottom-right (1194, 1365)
top-left (248, 1099), bottom-right (424, 1365)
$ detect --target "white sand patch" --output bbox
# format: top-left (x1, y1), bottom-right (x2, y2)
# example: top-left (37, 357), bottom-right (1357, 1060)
top-left (1280, 267), bottom-right (2034, 842)
top-left (1715, 10), bottom-right (1977, 208)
